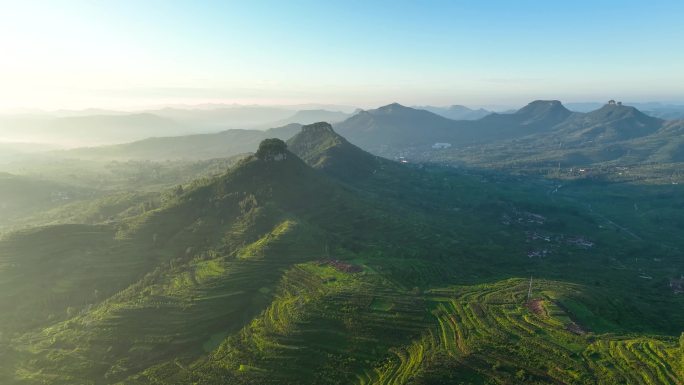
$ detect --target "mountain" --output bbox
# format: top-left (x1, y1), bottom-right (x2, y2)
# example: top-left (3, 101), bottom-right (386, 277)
top-left (287, 122), bottom-right (395, 181)
top-left (146, 104), bottom-right (358, 129)
top-left (566, 102), bottom-right (684, 119)
top-left (472, 100), bottom-right (573, 139)
top-left (59, 124), bottom-right (302, 161)
top-left (334, 103), bottom-right (466, 152)
top-left (551, 102), bottom-right (663, 145)
top-left (273, 109), bottom-right (352, 126)
top-left (416, 104), bottom-right (492, 120)
top-left (514, 100), bottom-right (573, 124)
top-left (334, 101), bottom-right (573, 157)
top-left (1, 129), bottom-right (684, 384)
top-left (0, 136), bottom-right (429, 384)
top-left (337, 100), bottom-right (677, 176)
top-left (414, 102), bottom-right (683, 182)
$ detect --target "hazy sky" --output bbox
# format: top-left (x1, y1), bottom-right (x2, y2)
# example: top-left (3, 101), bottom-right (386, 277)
top-left (1, 0), bottom-right (683, 110)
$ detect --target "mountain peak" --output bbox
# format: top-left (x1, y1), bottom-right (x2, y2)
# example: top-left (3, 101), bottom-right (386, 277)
top-left (300, 121), bottom-right (336, 135)
top-left (287, 122), bottom-right (346, 160)
top-left (553, 101), bottom-right (664, 143)
top-left (516, 100), bottom-right (567, 115)
top-left (589, 102), bottom-right (656, 122)
top-left (287, 123), bottom-right (385, 180)
top-left (256, 138), bottom-right (288, 162)
top-left (375, 102), bottom-right (411, 113)
top-left (514, 100), bottom-right (572, 125)
top-left (447, 105), bottom-right (474, 112)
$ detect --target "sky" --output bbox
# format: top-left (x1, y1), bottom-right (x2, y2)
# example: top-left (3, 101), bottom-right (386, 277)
top-left (1, 0), bottom-right (684, 111)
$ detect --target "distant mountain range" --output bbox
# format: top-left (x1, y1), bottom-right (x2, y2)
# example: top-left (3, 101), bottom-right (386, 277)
top-left (9, 100), bottom-right (683, 183)
top-left (0, 107), bottom-right (355, 148)
top-left (566, 102), bottom-right (684, 119)
top-left (331, 101), bottom-right (684, 177)
top-left (333, 100), bottom-right (573, 155)
top-left (414, 104), bottom-right (492, 120)
top-left (60, 124), bottom-right (302, 161)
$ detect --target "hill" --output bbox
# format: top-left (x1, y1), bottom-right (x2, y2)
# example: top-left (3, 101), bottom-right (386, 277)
top-left (0, 172), bottom-right (96, 229)
top-left (413, 105), bottom-right (492, 120)
top-left (1, 130), bottom-right (683, 384)
top-left (471, 100), bottom-right (572, 140)
top-left (334, 101), bottom-right (573, 158)
top-left (415, 105), bottom-right (492, 120)
top-left (334, 103), bottom-right (464, 152)
top-left (567, 102), bottom-right (684, 120)
top-left (59, 124), bottom-right (302, 161)
top-left (550, 102), bottom-right (663, 145)
top-left (377, 101), bottom-right (683, 183)
top-left (287, 122), bottom-right (397, 181)
top-left (274, 109), bottom-right (352, 126)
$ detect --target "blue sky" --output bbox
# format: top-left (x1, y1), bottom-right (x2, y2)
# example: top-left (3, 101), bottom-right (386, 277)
top-left (1, 0), bottom-right (683, 109)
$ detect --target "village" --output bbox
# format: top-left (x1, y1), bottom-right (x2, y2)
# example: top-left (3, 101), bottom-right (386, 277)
top-left (500, 208), bottom-right (597, 261)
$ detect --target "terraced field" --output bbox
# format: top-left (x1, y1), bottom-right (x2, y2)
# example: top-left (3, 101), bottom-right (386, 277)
top-left (133, 262), bottom-right (433, 385)
top-left (128, 265), bottom-right (682, 385)
top-left (363, 279), bottom-right (683, 385)
top-left (9, 215), bottom-right (324, 384)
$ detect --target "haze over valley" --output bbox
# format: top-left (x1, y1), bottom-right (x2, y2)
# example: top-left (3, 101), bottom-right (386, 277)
top-left (1, 1), bottom-right (684, 384)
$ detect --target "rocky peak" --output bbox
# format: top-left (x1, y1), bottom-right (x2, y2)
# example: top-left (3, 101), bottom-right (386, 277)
top-left (256, 138), bottom-right (288, 162)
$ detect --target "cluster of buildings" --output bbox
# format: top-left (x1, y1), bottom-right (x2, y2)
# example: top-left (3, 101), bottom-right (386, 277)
top-left (317, 259), bottom-right (363, 273)
top-left (431, 142), bottom-right (452, 149)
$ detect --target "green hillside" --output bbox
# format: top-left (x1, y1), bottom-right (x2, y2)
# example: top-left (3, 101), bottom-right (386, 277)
top-left (1, 128), bottom-right (683, 384)
top-left (287, 122), bottom-right (395, 182)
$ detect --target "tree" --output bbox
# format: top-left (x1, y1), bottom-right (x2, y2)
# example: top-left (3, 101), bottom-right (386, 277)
top-left (515, 369), bottom-right (527, 381)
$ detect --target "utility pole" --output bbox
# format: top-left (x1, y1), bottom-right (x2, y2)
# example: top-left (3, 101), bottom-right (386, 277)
top-left (527, 276), bottom-right (533, 302)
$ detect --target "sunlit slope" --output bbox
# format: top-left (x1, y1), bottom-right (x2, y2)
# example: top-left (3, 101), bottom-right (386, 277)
top-left (1, 129), bottom-right (683, 385)
top-left (287, 121), bottom-right (400, 182)
top-left (363, 279), bottom-right (683, 385)
top-left (5, 139), bottom-right (429, 384)
top-left (129, 267), bottom-right (684, 385)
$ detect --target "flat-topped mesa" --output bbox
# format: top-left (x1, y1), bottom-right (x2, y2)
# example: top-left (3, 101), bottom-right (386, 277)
top-left (300, 121), bottom-right (335, 135)
top-left (256, 138), bottom-right (288, 161)
top-left (516, 100), bottom-right (571, 117)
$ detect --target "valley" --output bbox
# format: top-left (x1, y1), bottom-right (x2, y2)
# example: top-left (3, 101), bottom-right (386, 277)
top-left (0, 121), bottom-right (682, 384)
